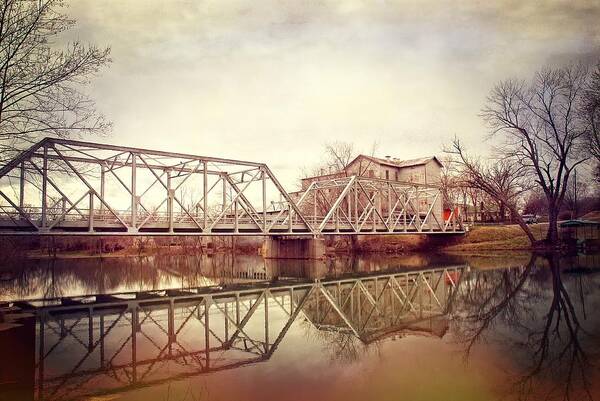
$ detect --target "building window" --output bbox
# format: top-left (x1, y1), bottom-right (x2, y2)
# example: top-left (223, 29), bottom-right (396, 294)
top-left (395, 171), bottom-right (399, 181)
top-left (385, 170), bottom-right (389, 180)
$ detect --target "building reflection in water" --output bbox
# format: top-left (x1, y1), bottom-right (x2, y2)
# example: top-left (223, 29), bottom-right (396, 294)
top-left (1, 252), bottom-right (600, 401)
top-left (0, 253), bottom-right (472, 302)
top-left (1, 258), bottom-right (465, 401)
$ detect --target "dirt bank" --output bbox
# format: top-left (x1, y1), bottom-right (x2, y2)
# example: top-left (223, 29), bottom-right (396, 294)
top-left (0, 235), bottom-right (263, 259)
top-left (0, 224), bottom-right (551, 260)
top-left (325, 234), bottom-right (459, 254)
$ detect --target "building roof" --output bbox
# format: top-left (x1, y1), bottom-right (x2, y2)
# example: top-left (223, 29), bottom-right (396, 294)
top-left (300, 154), bottom-right (443, 182)
top-left (560, 219), bottom-right (600, 228)
top-left (300, 170), bottom-right (346, 182)
top-left (349, 154), bottom-right (443, 169)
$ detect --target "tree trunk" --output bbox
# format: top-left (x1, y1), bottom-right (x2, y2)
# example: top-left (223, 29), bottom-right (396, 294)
top-left (507, 203), bottom-right (537, 245)
top-left (546, 206), bottom-right (559, 245)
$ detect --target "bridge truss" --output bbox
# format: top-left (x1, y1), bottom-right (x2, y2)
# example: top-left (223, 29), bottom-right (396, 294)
top-left (0, 138), bottom-right (462, 235)
top-left (295, 175), bottom-right (460, 234)
top-left (8, 265), bottom-right (466, 400)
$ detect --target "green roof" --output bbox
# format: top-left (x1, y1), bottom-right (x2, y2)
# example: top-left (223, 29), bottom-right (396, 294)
top-left (560, 219), bottom-right (600, 228)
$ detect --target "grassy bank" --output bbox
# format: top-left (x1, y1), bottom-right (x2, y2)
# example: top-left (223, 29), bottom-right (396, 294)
top-left (324, 224), bottom-right (548, 254)
top-left (442, 224), bottom-right (547, 251)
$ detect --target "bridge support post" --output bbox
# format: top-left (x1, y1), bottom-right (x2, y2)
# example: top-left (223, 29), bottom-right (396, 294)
top-left (19, 162), bottom-right (25, 211)
top-left (262, 236), bottom-right (326, 259)
top-left (100, 165), bottom-right (105, 213)
top-left (41, 145), bottom-right (48, 229)
top-left (88, 192), bottom-right (94, 232)
top-left (131, 153), bottom-right (137, 229)
top-left (167, 171), bottom-right (174, 233)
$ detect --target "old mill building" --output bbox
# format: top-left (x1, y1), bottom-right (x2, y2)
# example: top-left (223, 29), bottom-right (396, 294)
top-left (300, 154), bottom-right (444, 222)
top-left (300, 154), bottom-right (444, 189)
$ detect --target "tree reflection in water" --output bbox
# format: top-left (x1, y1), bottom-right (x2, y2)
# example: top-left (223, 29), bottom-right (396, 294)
top-left (454, 254), bottom-right (600, 401)
top-left (2, 253), bottom-right (600, 401)
top-left (302, 321), bottom-right (373, 363)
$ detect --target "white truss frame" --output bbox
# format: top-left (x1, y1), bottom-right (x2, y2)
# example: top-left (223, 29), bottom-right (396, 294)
top-left (0, 138), bottom-right (463, 235)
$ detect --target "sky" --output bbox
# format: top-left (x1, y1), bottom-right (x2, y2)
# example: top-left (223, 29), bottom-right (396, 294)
top-left (62, 0), bottom-right (600, 188)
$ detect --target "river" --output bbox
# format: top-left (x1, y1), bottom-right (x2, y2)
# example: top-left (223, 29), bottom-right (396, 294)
top-left (0, 252), bottom-right (599, 401)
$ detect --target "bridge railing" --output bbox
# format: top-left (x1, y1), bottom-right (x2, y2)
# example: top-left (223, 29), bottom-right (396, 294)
top-left (294, 175), bottom-right (463, 234)
top-left (0, 138), bottom-right (463, 235)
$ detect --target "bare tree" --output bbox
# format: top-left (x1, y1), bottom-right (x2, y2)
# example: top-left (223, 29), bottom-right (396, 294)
top-left (0, 0), bottom-right (111, 162)
top-left (446, 139), bottom-right (536, 244)
top-left (455, 255), bottom-right (599, 401)
top-left (439, 158), bottom-right (461, 209)
top-left (324, 141), bottom-right (355, 175)
top-left (464, 187), bottom-right (480, 222)
top-left (441, 154), bottom-right (493, 224)
top-left (301, 140), bottom-right (379, 180)
top-left (564, 174), bottom-right (588, 219)
top-left (523, 190), bottom-right (547, 216)
top-left (585, 62), bottom-right (600, 163)
top-left (440, 155), bottom-right (475, 221)
top-left (299, 141), bottom-right (378, 250)
top-left (481, 65), bottom-right (590, 244)
top-left (584, 62), bottom-right (600, 186)
top-left (352, 140), bottom-right (379, 177)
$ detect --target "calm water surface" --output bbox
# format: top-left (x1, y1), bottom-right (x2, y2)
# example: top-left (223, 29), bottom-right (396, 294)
top-left (0, 252), bottom-right (599, 401)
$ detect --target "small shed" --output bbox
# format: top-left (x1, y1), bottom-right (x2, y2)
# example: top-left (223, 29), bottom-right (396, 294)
top-left (560, 220), bottom-right (600, 243)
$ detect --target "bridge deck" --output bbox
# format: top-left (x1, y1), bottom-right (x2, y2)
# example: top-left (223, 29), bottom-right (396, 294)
top-left (0, 138), bottom-right (464, 236)
top-left (0, 216), bottom-right (461, 235)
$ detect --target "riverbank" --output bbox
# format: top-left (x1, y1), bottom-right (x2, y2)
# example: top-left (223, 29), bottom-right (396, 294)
top-left (0, 223), bottom-right (570, 259)
top-left (441, 224), bottom-right (548, 251)
top-left (0, 235), bottom-right (263, 260)
top-left (24, 244), bottom-right (259, 259)
top-left (323, 224), bottom-right (549, 254)
top-left (445, 209), bottom-right (600, 252)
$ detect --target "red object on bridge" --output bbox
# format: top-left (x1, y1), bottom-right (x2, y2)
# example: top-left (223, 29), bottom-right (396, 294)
top-left (445, 271), bottom-right (460, 285)
top-left (443, 207), bottom-right (460, 221)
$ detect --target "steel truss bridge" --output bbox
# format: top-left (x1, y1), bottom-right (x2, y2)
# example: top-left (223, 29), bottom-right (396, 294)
top-left (0, 138), bottom-right (463, 236)
top-left (5, 265), bottom-right (466, 400)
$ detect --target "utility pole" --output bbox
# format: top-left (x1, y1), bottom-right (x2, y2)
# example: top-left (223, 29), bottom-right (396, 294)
top-left (573, 169), bottom-right (578, 219)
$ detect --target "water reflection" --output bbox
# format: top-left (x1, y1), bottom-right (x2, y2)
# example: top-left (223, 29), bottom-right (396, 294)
top-left (0, 253), bottom-right (469, 301)
top-left (0, 252), bottom-right (599, 401)
top-left (454, 253), bottom-right (600, 401)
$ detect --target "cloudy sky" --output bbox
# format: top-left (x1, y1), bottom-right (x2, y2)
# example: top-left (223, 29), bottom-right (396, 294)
top-left (64, 0), bottom-right (600, 188)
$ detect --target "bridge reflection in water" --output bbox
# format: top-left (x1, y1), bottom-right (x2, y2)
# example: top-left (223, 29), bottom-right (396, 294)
top-left (9, 265), bottom-right (466, 401)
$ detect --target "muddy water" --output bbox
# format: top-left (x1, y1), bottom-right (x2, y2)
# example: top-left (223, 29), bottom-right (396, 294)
top-left (0, 252), bottom-right (599, 401)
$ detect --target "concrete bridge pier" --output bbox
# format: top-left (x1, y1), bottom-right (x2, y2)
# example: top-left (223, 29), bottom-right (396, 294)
top-left (262, 236), bottom-right (326, 259)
